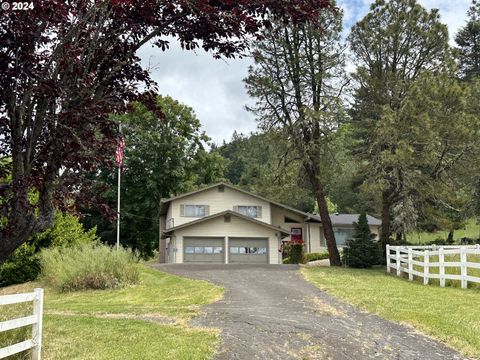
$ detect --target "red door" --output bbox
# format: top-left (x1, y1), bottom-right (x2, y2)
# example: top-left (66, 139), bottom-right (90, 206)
top-left (291, 228), bottom-right (303, 243)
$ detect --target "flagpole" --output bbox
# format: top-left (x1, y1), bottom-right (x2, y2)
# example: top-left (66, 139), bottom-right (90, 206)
top-left (116, 123), bottom-right (121, 250)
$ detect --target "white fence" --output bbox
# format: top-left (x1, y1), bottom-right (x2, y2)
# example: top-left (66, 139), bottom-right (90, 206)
top-left (0, 288), bottom-right (44, 360)
top-left (386, 245), bottom-right (480, 289)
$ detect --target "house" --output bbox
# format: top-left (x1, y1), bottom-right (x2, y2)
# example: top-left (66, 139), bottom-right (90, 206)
top-left (158, 182), bottom-right (381, 264)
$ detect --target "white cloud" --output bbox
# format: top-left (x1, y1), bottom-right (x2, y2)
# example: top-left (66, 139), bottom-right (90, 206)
top-left (137, 1), bottom-right (471, 143)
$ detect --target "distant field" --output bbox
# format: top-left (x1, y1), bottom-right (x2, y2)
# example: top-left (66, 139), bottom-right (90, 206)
top-left (407, 218), bottom-right (480, 244)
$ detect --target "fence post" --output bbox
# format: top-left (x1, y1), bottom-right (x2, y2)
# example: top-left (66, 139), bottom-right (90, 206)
top-left (423, 250), bottom-right (429, 285)
top-left (408, 248), bottom-right (413, 281)
top-left (460, 247), bottom-right (467, 289)
top-left (386, 244), bottom-right (391, 273)
top-left (32, 288), bottom-right (44, 360)
top-left (439, 247), bottom-right (445, 287)
top-left (396, 247), bottom-right (401, 276)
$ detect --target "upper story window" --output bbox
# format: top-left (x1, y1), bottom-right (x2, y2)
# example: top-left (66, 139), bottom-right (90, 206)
top-left (235, 205), bottom-right (262, 218)
top-left (181, 205), bottom-right (209, 217)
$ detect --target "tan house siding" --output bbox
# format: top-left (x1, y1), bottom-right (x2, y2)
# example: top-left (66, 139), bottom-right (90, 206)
top-left (169, 186), bottom-right (271, 227)
top-left (173, 215), bottom-right (282, 264)
top-left (309, 224), bottom-right (324, 253)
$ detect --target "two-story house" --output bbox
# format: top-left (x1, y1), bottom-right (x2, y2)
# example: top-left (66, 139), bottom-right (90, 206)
top-left (158, 182), bottom-right (381, 264)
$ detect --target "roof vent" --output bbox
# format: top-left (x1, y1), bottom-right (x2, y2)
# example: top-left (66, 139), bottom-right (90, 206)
top-left (218, 185), bottom-right (225, 192)
top-left (224, 214), bottom-right (231, 223)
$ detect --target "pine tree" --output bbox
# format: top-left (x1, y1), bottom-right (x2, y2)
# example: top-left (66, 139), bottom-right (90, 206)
top-left (343, 213), bottom-right (379, 268)
top-left (455, 1), bottom-right (480, 80)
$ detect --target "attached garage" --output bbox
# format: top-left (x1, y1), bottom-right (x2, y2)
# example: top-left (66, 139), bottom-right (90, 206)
top-left (183, 237), bottom-right (225, 263)
top-left (229, 238), bottom-right (268, 264)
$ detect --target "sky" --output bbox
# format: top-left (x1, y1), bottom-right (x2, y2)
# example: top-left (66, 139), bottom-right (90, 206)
top-left (137, 0), bottom-right (472, 145)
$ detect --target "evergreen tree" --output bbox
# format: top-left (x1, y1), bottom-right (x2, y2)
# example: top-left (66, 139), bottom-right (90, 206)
top-left (343, 213), bottom-right (379, 268)
top-left (456, 1), bottom-right (480, 80)
top-left (245, 6), bottom-right (346, 266)
top-left (348, 0), bottom-right (451, 250)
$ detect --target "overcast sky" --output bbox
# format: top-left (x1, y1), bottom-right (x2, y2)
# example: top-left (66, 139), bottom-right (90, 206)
top-left (137, 0), bottom-right (472, 145)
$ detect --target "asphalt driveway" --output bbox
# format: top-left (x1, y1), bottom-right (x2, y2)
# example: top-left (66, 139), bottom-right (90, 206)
top-left (154, 264), bottom-right (465, 360)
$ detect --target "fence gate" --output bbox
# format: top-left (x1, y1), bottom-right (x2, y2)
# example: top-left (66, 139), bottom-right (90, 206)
top-left (0, 288), bottom-right (44, 359)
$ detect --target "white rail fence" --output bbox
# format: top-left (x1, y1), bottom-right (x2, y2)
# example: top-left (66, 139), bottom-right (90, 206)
top-left (0, 288), bottom-right (44, 360)
top-left (387, 245), bottom-right (480, 288)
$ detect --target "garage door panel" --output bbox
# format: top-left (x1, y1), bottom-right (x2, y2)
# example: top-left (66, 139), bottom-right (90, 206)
top-left (229, 238), bottom-right (268, 264)
top-left (184, 237), bottom-right (224, 263)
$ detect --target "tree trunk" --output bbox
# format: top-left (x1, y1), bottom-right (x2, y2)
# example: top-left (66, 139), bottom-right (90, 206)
top-left (380, 189), bottom-right (393, 256)
top-left (395, 232), bottom-right (402, 243)
top-left (447, 230), bottom-right (454, 244)
top-left (304, 163), bottom-right (341, 266)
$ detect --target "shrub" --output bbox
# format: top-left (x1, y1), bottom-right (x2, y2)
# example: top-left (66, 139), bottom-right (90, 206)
top-left (40, 243), bottom-right (140, 292)
top-left (460, 237), bottom-right (479, 245)
top-left (303, 252), bottom-right (330, 263)
top-left (343, 213), bottom-right (380, 268)
top-left (0, 243), bottom-right (39, 287)
top-left (282, 257), bottom-right (292, 264)
top-left (283, 243), bottom-right (304, 264)
top-left (0, 212), bottom-right (98, 287)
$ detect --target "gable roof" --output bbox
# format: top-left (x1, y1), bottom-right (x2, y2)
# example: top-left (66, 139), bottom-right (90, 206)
top-left (160, 182), bottom-right (381, 226)
top-left (314, 213), bottom-right (382, 226)
top-left (160, 182), bottom-right (318, 220)
top-left (162, 210), bottom-right (291, 237)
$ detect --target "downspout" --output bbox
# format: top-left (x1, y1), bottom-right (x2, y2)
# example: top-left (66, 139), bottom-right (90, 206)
top-left (308, 223), bottom-right (311, 253)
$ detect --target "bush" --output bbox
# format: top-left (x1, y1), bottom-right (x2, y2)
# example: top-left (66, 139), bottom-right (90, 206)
top-left (460, 237), bottom-right (479, 245)
top-left (282, 257), bottom-right (292, 264)
top-left (343, 213), bottom-right (380, 268)
top-left (303, 252), bottom-right (330, 263)
top-left (40, 243), bottom-right (140, 292)
top-left (0, 212), bottom-right (98, 287)
top-left (0, 243), bottom-right (39, 287)
top-left (283, 243), bottom-right (304, 264)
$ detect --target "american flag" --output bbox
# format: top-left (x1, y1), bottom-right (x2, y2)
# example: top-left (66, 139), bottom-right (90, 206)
top-left (115, 136), bottom-right (125, 167)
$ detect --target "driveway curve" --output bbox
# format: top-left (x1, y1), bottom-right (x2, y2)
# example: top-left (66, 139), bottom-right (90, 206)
top-left (154, 264), bottom-right (465, 360)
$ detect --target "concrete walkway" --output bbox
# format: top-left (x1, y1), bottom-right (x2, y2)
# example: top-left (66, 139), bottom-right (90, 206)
top-left (154, 264), bottom-right (466, 360)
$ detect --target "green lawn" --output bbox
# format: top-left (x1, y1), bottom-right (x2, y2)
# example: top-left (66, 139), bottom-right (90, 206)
top-left (0, 266), bottom-right (223, 360)
top-left (407, 218), bottom-right (480, 244)
top-left (302, 266), bottom-right (480, 359)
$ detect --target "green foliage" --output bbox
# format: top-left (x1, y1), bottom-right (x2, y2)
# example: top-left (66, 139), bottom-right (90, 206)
top-left (0, 212), bottom-right (97, 287)
top-left (303, 252), bottom-right (330, 263)
top-left (35, 212), bottom-right (98, 248)
top-left (284, 243), bottom-right (304, 264)
top-left (282, 257), bottom-right (292, 264)
top-left (84, 95), bottom-right (226, 257)
top-left (215, 131), bottom-right (315, 212)
top-left (343, 213), bottom-right (379, 268)
top-left (39, 243), bottom-right (140, 292)
top-left (0, 243), bottom-right (38, 287)
top-left (349, 0), bottom-right (452, 243)
top-left (455, 0), bottom-right (480, 80)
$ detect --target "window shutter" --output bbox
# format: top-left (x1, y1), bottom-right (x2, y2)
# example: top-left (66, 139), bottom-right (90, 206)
top-left (233, 206), bottom-right (238, 212)
top-left (204, 205), bottom-right (210, 216)
top-left (180, 204), bottom-right (185, 217)
top-left (257, 206), bottom-right (262, 218)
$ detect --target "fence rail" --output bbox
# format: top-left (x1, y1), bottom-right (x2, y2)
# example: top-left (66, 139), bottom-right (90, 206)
top-left (386, 245), bottom-right (480, 288)
top-left (0, 288), bottom-right (43, 360)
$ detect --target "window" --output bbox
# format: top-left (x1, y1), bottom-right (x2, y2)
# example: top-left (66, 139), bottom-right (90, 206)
top-left (194, 247), bottom-right (204, 254)
top-left (229, 247), bottom-right (267, 254)
top-left (182, 205), bottom-right (206, 217)
top-left (204, 247), bottom-right (213, 254)
top-left (333, 228), bottom-right (355, 246)
top-left (213, 247), bottom-right (223, 254)
top-left (236, 205), bottom-right (262, 218)
top-left (185, 247), bottom-right (194, 254)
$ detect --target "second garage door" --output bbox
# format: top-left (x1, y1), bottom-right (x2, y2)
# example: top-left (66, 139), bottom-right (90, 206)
top-left (184, 237), bottom-right (225, 263)
top-left (229, 238), bottom-right (269, 264)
